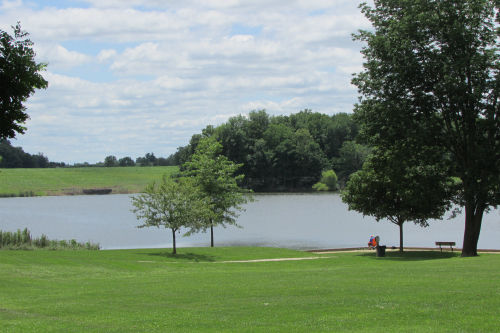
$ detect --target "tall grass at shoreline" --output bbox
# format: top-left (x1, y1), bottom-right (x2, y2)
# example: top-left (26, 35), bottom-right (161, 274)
top-left (0, 228), bottom-right (100, 250)
top-left (0, 191), bottom-right (38, 198)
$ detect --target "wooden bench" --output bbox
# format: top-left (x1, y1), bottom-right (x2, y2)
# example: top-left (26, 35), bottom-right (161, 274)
top-left (435, 242), bottom-right (456, 252)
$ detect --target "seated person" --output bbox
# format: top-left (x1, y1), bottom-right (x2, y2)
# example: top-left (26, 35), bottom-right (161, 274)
top-left (368, 235), bottom-right (375, 249)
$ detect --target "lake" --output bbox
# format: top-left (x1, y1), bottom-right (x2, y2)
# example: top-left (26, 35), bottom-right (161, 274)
top-left (1, 193), bottom-right (499, 250)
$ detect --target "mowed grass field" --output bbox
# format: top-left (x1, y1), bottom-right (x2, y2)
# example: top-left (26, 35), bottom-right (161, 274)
top-left (0, 166), bottom-right (179, 195)
top-left (0, 247), bottom-right (498, 332)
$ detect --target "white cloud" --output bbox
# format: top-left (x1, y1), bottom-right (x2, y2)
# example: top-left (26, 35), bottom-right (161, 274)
top-left (34, 44), bottom-right (93, 69)
top-left (0, 0), bottom-right (21, 10)
top-left (229, 35), bottom-right (254, 42)
top-left (96, 49), bottom-right (117, 63)
top-left (2, 0), bottom-right (372, 164)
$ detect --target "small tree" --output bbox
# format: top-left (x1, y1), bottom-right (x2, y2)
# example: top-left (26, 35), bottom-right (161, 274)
top-left (131, 175), bottom-right (209, 254)
top-left (312, 170), bottom-right (338, 191)
top-left (104, 155), bottom-right (117, 167)
top-left (183, 137), bottom-right (253, 247)
top-left (118, 156), bottom-right (135, 167)
top-left (341, 150), bottom-right (454, 251)
top-left (1, 23), bottom-right (48, 140)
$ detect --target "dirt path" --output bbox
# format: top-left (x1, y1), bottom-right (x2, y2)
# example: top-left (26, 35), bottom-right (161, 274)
top-left (220, 256), bottom-right (333, 263)
top-left (138, 256), bottom-right (335, 264)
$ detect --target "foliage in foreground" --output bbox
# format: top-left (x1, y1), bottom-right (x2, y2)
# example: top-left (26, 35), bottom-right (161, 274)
top-left (131, 175), bottom-right (210, 254)
top-left (352, 0), bottom-right (500, 257)
top-left (0, 248), bottom-right (498, 332)
top-left (183, 137), bottom-right (254, 247)
top-left (0, 228), bottom-right (100, 250)
top-left (341, 149), bottom-right (455, 251)
top-left (0, 23), bottom-right (48, 140)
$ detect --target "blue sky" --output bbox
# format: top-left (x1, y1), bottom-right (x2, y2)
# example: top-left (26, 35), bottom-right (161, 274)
top-left (0, 0), bottom-right (371, 164)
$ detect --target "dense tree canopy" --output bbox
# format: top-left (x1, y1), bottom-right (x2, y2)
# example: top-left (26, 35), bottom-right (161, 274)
top-left (1, 23), bottom-right (48, 140)
top-left (352, 0), bottom-right (500, 256)
top-left (104, 155), bottom-right (117, 167)
top-left (171, 109), bottom-right (366, 190)
top-left (341, 148), bottom-right (454, 251)
top-left (118, 156), bottom-right (135, 167)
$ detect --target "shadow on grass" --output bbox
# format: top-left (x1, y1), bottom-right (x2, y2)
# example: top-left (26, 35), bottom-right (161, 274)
top-left (357, 250), bottom-right (460, 261)
top-left (138, 251), bottom-right (217, 262)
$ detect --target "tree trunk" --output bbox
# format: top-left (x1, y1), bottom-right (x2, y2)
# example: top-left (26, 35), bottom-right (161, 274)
top-left (210, 219), bottom-right (214, 247)
top-left (399, 222), bottom-right (404, 252)
top-left (172, 228), bottom-right (177, 255)
top-left (461, 201), bottom-right (484, 257)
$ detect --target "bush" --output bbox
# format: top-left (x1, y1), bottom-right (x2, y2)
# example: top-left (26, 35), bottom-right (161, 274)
top-left (312, 170), bottom-right (338, 191)
top-left (312, 182), bottom-right (330, 191)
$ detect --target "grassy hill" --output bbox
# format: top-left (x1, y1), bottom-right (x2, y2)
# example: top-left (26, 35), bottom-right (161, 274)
top-left (0, 166), bottom-right (179, 196)
top-left (0, 247), bottom-right (497, 332)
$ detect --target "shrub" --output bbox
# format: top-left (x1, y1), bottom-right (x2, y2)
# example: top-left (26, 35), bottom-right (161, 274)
top-left (312, 170), bottom-right (338, 191)
top-left (312, 182), bottom-right (330, 191)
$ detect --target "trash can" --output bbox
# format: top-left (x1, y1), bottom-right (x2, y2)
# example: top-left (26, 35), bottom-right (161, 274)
top-left (376, 245), bottom-right (386, 257)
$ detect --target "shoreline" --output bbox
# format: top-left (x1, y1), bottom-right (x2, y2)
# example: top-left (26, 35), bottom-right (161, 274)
top-left (306, 247), bottom-right (500, 253)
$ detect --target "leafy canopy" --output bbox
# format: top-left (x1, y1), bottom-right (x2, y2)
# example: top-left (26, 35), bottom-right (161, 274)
top-left (351, 0), bottom-right (500, 256)
top-left (341, 148), bottom-right (454, 251)
top-left (312, 170), bottom-right (338, 191)
top-left (131, 175), bottom-right (210, 254)
top-left (183, 137), bottom-right (253, 246)
top-left (1, 23), bottom-right (48, 140)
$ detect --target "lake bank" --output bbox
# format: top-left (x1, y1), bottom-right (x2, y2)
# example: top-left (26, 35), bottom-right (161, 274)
top-left (0, 166), bottom-right (179, 196)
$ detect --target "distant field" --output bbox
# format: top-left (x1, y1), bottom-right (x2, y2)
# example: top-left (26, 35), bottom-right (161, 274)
top-left (0, 248), bottom-right (498, 332)
top-left (0, 166), bottom-right (179, 196)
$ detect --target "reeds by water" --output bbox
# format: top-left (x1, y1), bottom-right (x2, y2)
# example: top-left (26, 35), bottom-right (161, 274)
top-left (0, 191), bottom-right (37, 198)
top-left (0, 228), bottom-right (100, 250)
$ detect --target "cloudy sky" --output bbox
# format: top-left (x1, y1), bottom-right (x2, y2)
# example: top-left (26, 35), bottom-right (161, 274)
top-left (0, 0), bottom-right (372, 164)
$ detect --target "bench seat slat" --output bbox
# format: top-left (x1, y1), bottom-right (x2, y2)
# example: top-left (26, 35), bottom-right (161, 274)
top-left (435, 242), bottom-right (456, 252)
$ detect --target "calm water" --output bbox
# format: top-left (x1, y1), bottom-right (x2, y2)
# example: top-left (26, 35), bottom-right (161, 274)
top-left (1, 193), bottom-right (499, 250)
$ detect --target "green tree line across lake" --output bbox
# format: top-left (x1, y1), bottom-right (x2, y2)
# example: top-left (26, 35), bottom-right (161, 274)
top-left (171, 109), bottom-right (370, 191)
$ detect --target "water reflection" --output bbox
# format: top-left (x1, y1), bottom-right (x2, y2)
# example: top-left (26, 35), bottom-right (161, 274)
top-left (0, 193), bottom-right (498, 250)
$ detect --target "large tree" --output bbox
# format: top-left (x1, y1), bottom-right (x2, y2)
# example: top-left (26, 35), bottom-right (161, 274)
top-left (352, 0), bottom-right (500, 256)
top-left (131, 175), bottom-right (209, 254)
top-left (341, 149), bottom-right (454, 251)
top-left (183, 137), bottom-right (253, 247)
top-left (1, 23), bottom-right (48, 140)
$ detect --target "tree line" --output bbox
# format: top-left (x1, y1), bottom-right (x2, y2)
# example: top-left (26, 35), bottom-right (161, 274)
top-left (0, 140), bottom-right (65, 168)
top-left (103, 152), bottom-right (177, 167)
top-left (169, 109), bottom-right (370, 190)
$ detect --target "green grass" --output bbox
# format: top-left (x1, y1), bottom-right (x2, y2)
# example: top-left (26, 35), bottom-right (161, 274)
top-left (0, 166), bottom-right (179, 195)
top-left (0, 247), bottom-right (498, 332)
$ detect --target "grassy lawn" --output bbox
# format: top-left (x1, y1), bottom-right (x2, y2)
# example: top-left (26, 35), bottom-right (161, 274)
top-left (0, 247), bottom-right (498, 332)
top-left (0, 166), bottom-right (179, 195)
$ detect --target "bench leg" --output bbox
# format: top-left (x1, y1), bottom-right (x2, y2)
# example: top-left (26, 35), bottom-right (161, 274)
top-left (450, 245), bottom-right (453, 252)
top-left (439, 245), bottom-right (442, 252)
